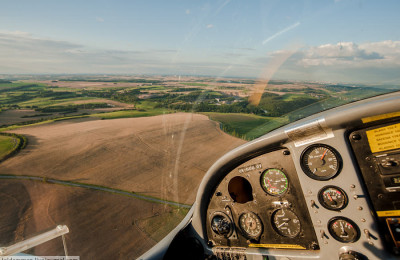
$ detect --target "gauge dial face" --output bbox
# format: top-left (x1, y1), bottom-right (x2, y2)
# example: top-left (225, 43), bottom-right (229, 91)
top-left (328, 217), bottom-right (360, 243)
top-left (272, 209), bottom-right (301, 238)
top-left (211, 213), bottom-right (233, 237)
top-left (318, 186), bottom-right (348, 211)
top-left (260, 168), bottom-right (289, 196)
top-left (239, 212), bottom-right (263, 238)
top-left (301, 144), bottom-right (342, 180)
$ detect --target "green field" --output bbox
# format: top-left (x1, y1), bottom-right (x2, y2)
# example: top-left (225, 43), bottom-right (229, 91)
top-left (0, 135), bottom-right (17, 159)
top-left (179, 82), bottom-right (209, 87)
top-left (0, 80), bottom-right (396, 141)
top-left (204, 112), bottom-right (273, 140)
top-left (91, 109), bottom-right (169, 120)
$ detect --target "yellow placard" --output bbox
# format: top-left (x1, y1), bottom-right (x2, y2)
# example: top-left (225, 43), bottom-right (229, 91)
top-left (248, 244), bottom-right (306, 250)
top-left (366, 123), bottom-right (400, 153)
top-left (377, 210), bottom-right (400, 217)
top-left (362, 111), bottom-right (400, 124)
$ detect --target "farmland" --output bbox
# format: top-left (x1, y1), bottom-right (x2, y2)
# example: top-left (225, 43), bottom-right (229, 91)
top-left (0, 74), bottom-right (397, 257)
top-left (0, 75), bottom-right (394, 140)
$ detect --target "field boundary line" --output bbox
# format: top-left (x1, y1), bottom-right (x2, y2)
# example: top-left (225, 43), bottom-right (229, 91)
top-left (0, 174), bottom-right (191, 209)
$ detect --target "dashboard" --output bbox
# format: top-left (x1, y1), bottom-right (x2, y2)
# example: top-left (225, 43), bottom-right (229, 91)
top-left (140, 91), bottom-right (400, 260)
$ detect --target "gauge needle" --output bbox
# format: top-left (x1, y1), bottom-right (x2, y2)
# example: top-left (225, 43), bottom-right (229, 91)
top-left (328, 193), bottom-right (333, 201)
top-left (267, 179), bottom-right (276, 189)
top-left (278, 222), bottom-right (287, 228)
top-left (320, 149), bottom-right (328, 160)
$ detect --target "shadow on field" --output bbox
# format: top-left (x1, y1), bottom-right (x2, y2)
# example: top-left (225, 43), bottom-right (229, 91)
top-left (20, 134), bottom-right (39, 153)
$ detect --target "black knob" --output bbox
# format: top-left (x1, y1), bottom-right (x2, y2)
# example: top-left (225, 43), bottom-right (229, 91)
top-left (386, 160), bottom-right (398, 167)
top-left (339, 250), bottom-right (362, 260)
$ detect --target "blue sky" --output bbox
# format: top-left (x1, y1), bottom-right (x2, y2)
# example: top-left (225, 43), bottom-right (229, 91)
top-left (0, 0), bottom-right (400, 84)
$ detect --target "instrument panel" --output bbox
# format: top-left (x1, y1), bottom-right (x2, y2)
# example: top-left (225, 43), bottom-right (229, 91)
top-left (205, 117), bottom-right (400, 258)
top-left (142, 93), bottom-right (400, 260)
top-left (206, 148), bottom-right (319, 250)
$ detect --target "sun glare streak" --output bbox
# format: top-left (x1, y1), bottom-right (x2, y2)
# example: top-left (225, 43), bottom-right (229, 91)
top-left (262, 22), bottom-right (300, 45)
top-left (249, 44), bottom-right (301, 106)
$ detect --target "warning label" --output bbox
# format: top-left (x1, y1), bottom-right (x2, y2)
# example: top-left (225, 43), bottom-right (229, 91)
top-left (366, 123), bottom-right (400, 153)
top-left (248, 243), bottom-right (306, 250)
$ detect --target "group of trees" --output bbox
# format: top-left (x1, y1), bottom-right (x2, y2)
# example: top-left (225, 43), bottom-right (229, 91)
top-left (151, 91), bottom-right (319, 117)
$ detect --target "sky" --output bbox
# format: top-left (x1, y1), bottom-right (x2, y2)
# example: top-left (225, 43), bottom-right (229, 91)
top-left (0, 0), bottom-right (400, 84)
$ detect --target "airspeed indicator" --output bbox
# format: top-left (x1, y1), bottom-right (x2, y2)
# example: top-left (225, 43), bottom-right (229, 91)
top-left (260, 169), bottom-right (289, 196)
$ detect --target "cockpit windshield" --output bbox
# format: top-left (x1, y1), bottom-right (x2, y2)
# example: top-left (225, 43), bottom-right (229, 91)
top-left (0, 0), bottom-right (399, 259)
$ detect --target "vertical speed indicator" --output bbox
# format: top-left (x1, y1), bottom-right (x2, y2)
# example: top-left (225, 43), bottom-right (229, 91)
top-left (301, 144), bottom-right (342, 180)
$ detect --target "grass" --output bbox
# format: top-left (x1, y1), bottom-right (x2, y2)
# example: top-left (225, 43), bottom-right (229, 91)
top-left (135, 100), bottom-right (159, 110)
top-left (0, 115), bottom-right (89, 132)
top-left (137, 85), bottom-right (167, 90)
top-left (91, 109), bottom-right (170, 119)
top-left (17, 96), bottom-right (93, 107)
top-left (136, 207), bottom-right (189, 242)
top-left (281, 93), bottom-right (310, 101)
top-left (203, 112), bottom-right (272, 140)
top-left (0, 83), bottom-right (42, 89)
top-left (0, 135), bottom-right (17, 159)
top-left (180, 82), bottom-right (209, 87)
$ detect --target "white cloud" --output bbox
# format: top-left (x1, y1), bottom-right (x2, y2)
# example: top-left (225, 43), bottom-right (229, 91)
top-left (0, 31), bottom-right (175, 74)
top-left (96, 17), bottom-right (105, 22)
top-left (206, 24), bottom-right (214, 29)
top-left (267, 41), bottom-right (399, 68)
top-left (185, 9), bottom-right (191, 15)
top-left (261, 40), bottom-right (400, 83)
top-left (0, 30), bottom-right (399, 84)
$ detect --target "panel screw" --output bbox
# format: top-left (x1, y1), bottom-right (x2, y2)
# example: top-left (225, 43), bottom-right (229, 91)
top-left (352, 133), bottom-right (361, 140)
top-left (350, 184), bottom-right (356, 188)
top-left (361, 218), bottom-right (366, 222)
top-left (358, 206), bottom-right (363, 210)
top-left (378, 194), bottom-right (384, 199)
top-left (310, 242), bottom-right (319, 250)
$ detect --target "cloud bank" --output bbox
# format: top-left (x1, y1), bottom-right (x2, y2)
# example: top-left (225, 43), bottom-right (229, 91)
top-left (0, 31), bottom-right (399, 84)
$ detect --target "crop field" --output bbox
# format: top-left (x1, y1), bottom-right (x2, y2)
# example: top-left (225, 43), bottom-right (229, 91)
top-left (0, 179), bottom-right (186, 259)
top-left (0, 113), bottom-right (245, 204)
top-left (0, 77), bottom-right (394, 138)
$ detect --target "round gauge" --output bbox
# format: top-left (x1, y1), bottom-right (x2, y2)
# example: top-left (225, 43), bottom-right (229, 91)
top-left (300, 144), bottom-right (342, 180)
top-left (318, 186), bottom-right (348, 211)
top-left (239, 212), bottom-right (263, 238)
top-left (211, 213), bottom-right (233, 237)
top-left (260, 168), bottom-right (289, 196)
top-left (328, 217), bottom-right (360, 243)
top-left (272, 209), bottom-right (301, 238)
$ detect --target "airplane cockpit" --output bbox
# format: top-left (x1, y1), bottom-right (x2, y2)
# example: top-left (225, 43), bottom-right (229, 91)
top-left (140, 91), bottom-right (400, 260)
top-left (1, 1), bottom-right (400, 259)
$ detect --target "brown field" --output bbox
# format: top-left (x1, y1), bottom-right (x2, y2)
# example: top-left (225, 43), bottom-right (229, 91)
top-left (0, 179), bottom-right (181, 259)
top-left (0, 113), bottom-right (245, 205)
top-left (0, 109), bottom-right (55, 125)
